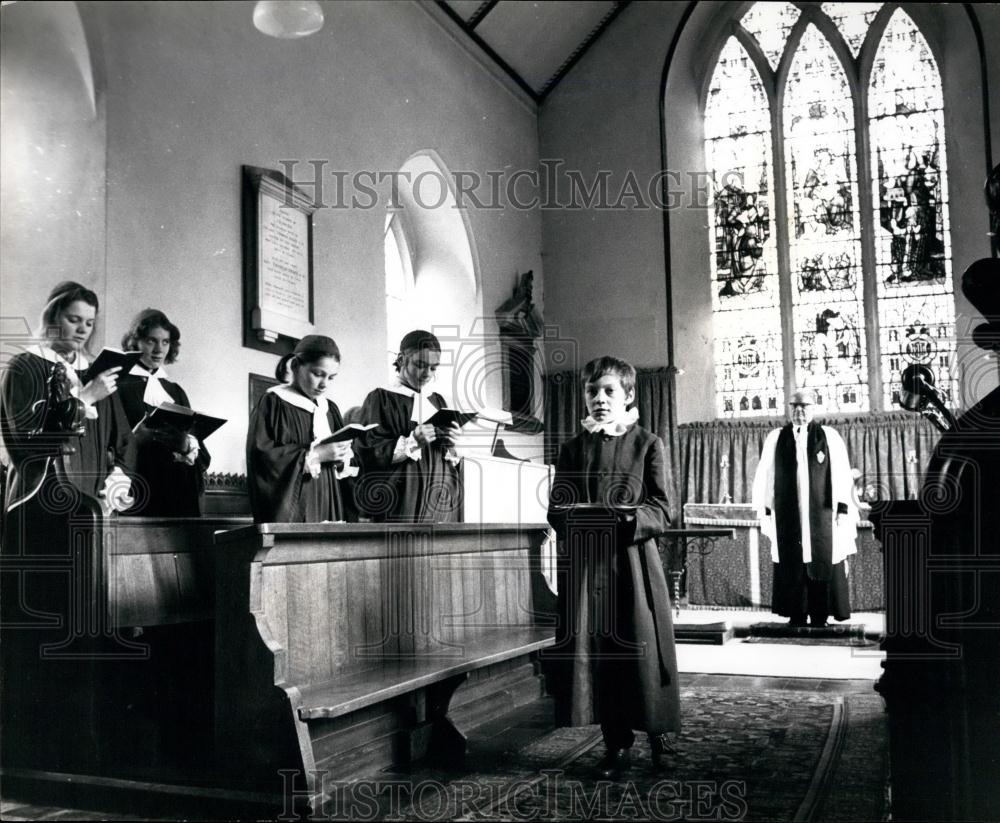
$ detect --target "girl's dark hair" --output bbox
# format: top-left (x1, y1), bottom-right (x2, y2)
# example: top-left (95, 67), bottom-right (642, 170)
top-left (392, 329), bottom-right (441, 372)
top-left (275, 353), bottom-right (295, 382)
top-left (39, 281), bottom-right (100, 353)
top-left (291, 334), bottom-right (341, 370)
top-left (121, 308), bottom-right (181, 364)
top-left (582, 355), bottom-right (637, 400)
top-left (292, 347), bottom-right (341, 370)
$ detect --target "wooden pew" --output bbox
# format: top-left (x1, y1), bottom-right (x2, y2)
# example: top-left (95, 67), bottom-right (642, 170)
top-left (1, 496), bottom-right (249, 787)
top-left (212, 522), bottom-right (556, 810)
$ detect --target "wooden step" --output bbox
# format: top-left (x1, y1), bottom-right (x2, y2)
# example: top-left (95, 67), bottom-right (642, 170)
top-left (674, 620), bottom-right (734, 645)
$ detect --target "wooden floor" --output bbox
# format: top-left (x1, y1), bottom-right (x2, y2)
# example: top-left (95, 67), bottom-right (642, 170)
top-left (0, 671), bottom-right (878, 822)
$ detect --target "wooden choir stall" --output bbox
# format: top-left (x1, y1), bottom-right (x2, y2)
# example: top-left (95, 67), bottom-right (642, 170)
top-left (213, 521), bottom-right (555, 811)
top-left (1, 449), bottom-right (557, 815)
top-left (870, 258), bottom-right (1000, 821)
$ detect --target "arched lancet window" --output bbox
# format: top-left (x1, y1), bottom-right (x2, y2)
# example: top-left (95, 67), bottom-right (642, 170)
top-left (384, 151), bottom-right (480, 386)
top-left (706, 2), bottom-right (955, 417)
top-left (384, 210), bottom-right (414, 366)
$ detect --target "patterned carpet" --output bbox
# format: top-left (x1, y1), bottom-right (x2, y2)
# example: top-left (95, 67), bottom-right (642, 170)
top-left (322, 687), bottom-right (888, 822)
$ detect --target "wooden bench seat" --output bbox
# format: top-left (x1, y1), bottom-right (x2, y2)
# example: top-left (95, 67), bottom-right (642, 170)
top-left (297, 626), bottom-right (554, 720)
top-left (213, 522), bottom-right (557, 810)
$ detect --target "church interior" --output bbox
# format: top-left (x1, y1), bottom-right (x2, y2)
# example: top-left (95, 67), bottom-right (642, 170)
top-left (1, 1), bottom-right (999, 821)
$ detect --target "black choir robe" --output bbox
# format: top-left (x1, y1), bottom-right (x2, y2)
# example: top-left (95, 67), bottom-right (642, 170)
top-left (1, 348), bottom-right (136, 771)
top-left (546, 424), bottom-right (680, 737)
top-left (1, 349), bottom-right (133, 512)
top-left (246, 388), bottom-right (345, 524)
top-left (117, 371), bottom-right (210, 517)
top-left (353, 387), bottom-right (462, 523)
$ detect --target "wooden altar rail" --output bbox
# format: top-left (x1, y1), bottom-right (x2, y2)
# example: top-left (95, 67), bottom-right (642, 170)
top-left (212, 522), bottom-right (556, 811)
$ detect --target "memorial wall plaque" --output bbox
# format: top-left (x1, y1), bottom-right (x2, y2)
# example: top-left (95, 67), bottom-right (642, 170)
top-left (241, 165), bottom-right (317, 353)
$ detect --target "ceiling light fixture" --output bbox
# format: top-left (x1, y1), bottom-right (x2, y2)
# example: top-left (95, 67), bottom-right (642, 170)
top-left (253, 0), bottom-right (324, 39)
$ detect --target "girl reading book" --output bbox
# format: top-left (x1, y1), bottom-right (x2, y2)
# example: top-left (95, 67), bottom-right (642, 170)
top-left (246, 335), bottom-right (351, 523)
top-left (118, 308), bottom-right (211, 516)
top-left (354, 329), bottom-right (462, 523)
top-left (1, 281), bottom-right (134, 519)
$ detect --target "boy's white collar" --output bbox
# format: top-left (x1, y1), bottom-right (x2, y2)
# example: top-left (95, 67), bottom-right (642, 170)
top-left (581, 406), bottom-right (639, 437)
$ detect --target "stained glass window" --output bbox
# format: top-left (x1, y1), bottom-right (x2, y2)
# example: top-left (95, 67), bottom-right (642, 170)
top-left (822, 3), bottom-right (883, 57)
top-left (784, 24), bottom-right (867, 412)
top-left (706, 37), bottom-right (783, 417)
top-left (739, 2), bottom-right (800, 71)
top-left (869, 10), bottom-right (955, 407)
top-left (705, 2), bottom-right (956, 418)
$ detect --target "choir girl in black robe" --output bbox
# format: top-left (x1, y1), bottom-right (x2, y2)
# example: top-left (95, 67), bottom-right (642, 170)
top-left (118, 308), bottom-right (211, 517)
top-left (1, 285), bottom-right (137, 770)
top-left (246, 335), bottom-right (349, 523)
top-left (354, 330), bottom-right (462, 523)
top-left (1, 281), bottom-right (134, 520)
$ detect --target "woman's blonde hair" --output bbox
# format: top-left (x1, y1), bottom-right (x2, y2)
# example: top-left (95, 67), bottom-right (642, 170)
top-left (37, 281), bottom-right (100, 354)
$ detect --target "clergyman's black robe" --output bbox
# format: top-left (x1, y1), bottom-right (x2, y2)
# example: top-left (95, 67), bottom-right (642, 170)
top-left (768, 422), bottom-right (851, 622)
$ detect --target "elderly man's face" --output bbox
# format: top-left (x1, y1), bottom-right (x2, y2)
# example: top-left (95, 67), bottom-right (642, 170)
top-left (789, 400), bottom-right (815, 426)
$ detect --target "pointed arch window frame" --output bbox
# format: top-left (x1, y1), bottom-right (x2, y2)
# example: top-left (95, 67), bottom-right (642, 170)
top-left (702, 2), bottom-right (954, 416)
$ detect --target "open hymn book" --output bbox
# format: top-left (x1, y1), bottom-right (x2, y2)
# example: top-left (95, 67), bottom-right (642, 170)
top-left (313, 422), bottom-right (378, 446)
top-left (423, 406), bottom-right (513, 429)
top-left (135, 401), bottom-right (227, 441)
top-left (84, 348), bottom-right (144, 382)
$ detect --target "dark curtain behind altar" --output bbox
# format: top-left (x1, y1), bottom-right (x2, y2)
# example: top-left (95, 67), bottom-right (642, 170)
top-left (544, 368), bottom-right (678, 521)
top-left (545, 369), bottom-right (939, 521)
top-left (678, 412), bottom-right (941, 509)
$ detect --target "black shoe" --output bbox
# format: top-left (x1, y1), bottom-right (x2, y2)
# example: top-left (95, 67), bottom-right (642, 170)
top-left (596, 748), bottom-right (631, 779)
top-left (649, 734), bottom-right (675, 766)
top-left (810, 620), bottom-right (829, 629)
top-left (789, 617), bottom-right (808, 628)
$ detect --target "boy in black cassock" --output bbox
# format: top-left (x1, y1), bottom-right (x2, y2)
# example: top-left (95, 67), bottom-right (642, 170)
top-left (246, 335), bottom-right (351, 523)
top-left (547, 356), bottom-right (680, 779)
top-left (353, 330), bottom-right (462, 523)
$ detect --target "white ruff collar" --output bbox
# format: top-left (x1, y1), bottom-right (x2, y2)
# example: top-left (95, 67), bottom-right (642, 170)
top-left (581, 406), bottom-right (639, 437)
top-left (268, 383), bottom-right (329, 415)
